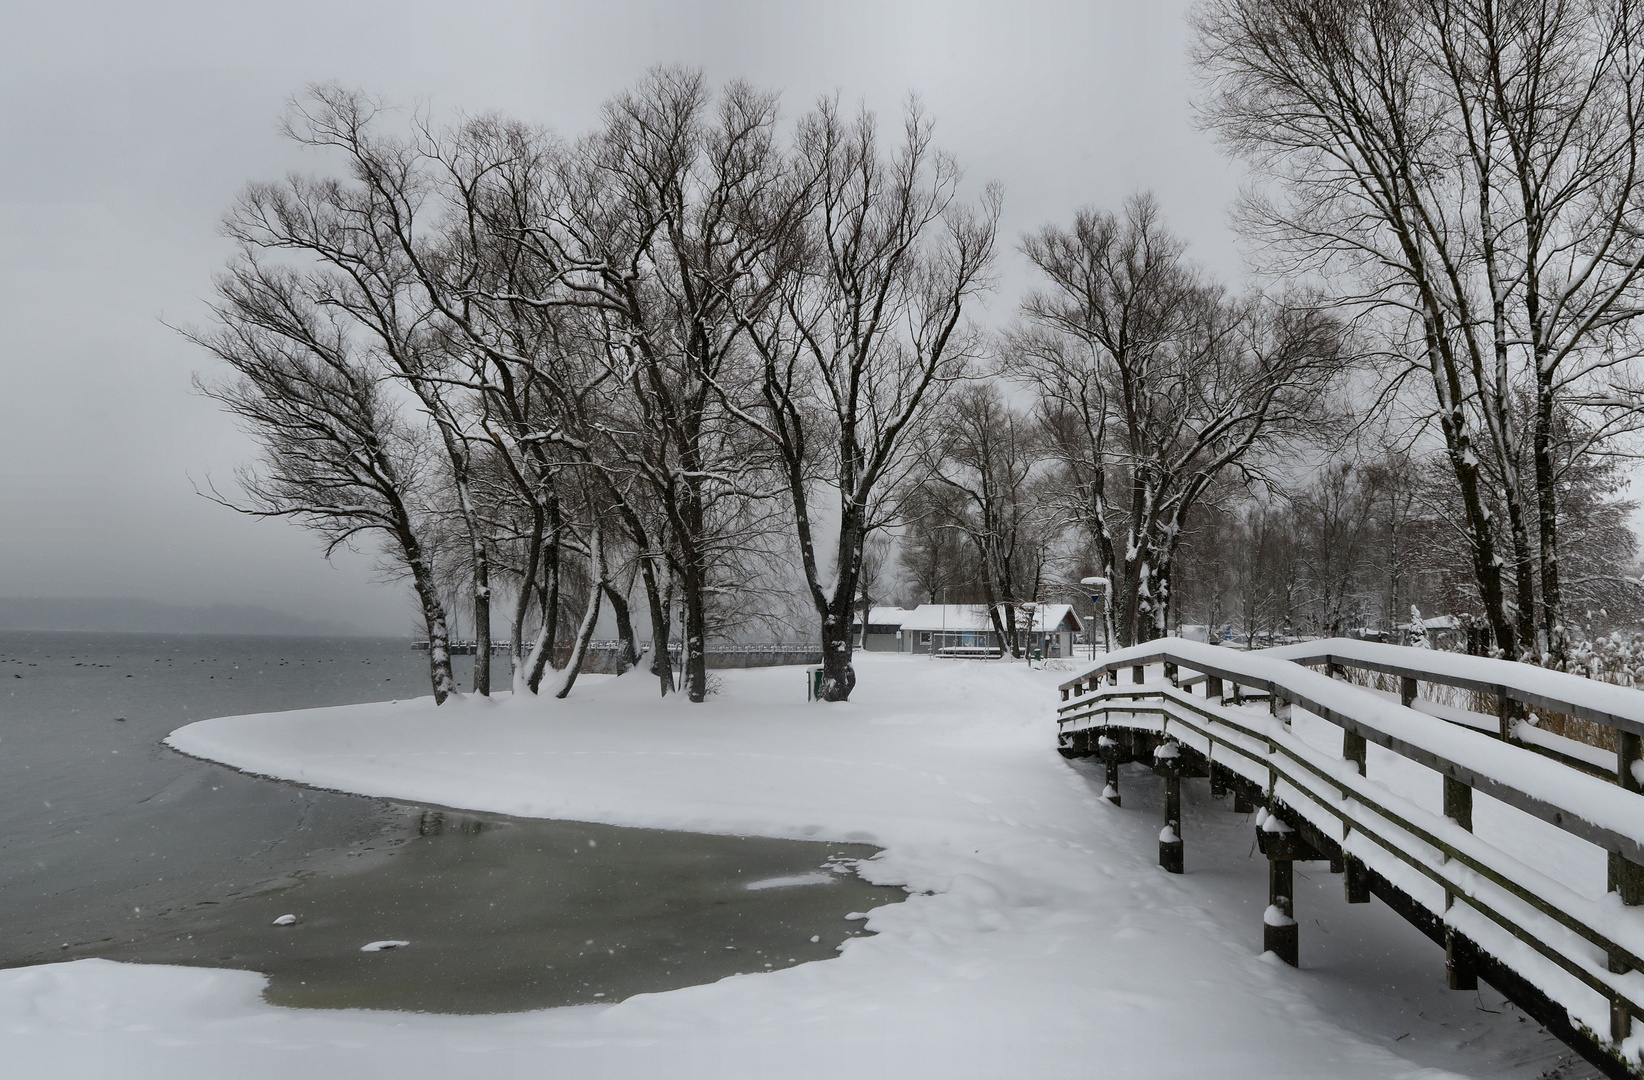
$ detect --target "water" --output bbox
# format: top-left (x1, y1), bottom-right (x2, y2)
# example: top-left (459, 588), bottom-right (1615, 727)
top-left (0, 632), bottom-right (901, 1012)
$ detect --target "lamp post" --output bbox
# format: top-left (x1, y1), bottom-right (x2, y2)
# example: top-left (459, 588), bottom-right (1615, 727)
top-left (1081, 576), bottom-right (1111, 660)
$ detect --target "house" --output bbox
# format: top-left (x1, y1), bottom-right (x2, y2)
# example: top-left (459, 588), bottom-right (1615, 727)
top-left (1393, 613), bottom-right (1466, 651)
top-left (874, 603), bottom-right (1084, 658)
top-left (849, 607), bottom-right (919, 652)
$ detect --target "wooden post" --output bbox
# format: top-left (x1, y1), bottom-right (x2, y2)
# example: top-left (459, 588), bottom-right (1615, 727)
top-left (1497, 690), bottom-right (1521, 742)
top-left (1443, 773), bottom-right (1477, 991)
top-left (1210, 763), bottom-right (1227, 800)
top-left (1615, 731), bottom-right (1644, 1035)
top-left (1609, 853), bottom-right (1644, 906)
top-left (1233, 786), bottom-right (1255, 814)
top-left (1343, 855), bottom-right (1371, 904)
top-left (1132, 664), bottom-right (1145, 685)
top-left (1265, 857), bottom-right (1298, 966)
top-left (1445, 929), bottom-right (1478, 992)
top-left (1399, 676), bottom-right (1417, 708)
top-left (1164, 661), bottom-right (1178, 686)
top-left (1620, 731), bottom-right (1642, 794)
top-left (1443, 775), bottom-right (1473, 832)
top-left (1100, 736), bottom-right (1121, 807)
top-left (1606, 848), bottom-right (1639, 1041)
top-left (1160, 771), bottom-right (1183, 874)
top-left (1343, 730), bottom-right (1367, 776)
top-left (1205, 675), bottom-right (1223, 701)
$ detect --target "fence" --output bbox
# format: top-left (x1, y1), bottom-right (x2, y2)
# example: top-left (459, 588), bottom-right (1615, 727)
top-left (1056, 637), bottom-right (1644, 1079)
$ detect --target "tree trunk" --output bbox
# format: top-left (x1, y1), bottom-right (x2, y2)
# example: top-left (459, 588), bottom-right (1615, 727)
top-left (857, 572), bottom-right (871, 649)
top-left (1428, 326), bottom-right (1518, 658)
top-left (1534, 372), bottom-right (1566, 668)
top-left (640, 556), bottom-right (673, 696)
top-left (526, 524), bottom-right (562, 695)
top-left (820, 600), bottom-right (857, 701)
top-left (526, 529), bottom-right (562, 694)
top-left (510, 505), bottom-right (544, 689)
top-left (681, 558), bottom-right (708, 703)
top-left (556, 520), bottom-right (607, 699)
top-left (818, 520), bottom-right (863, 702)
top-left (397, 526), bottom-right (455, 704)
top-left (604, 580), bottom-right (640, 673)
top-left (472, 550), bottom-right (491, 696)
top-left (1503, 485), bottom-right (1539, 658)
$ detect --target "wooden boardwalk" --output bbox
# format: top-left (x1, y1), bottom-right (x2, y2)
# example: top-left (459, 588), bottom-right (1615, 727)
top-left (1057, 638), bottom-right (1644, 1079)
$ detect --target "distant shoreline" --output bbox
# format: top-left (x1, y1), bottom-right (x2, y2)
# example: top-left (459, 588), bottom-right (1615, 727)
top-left (0, 597), bottom-right (379, 638)
top-left (0, 627), bottom-right (410, 640)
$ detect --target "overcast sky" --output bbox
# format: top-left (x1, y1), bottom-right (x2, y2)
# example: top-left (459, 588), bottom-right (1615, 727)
top-left (0, 0), bottom-right (1243, 635)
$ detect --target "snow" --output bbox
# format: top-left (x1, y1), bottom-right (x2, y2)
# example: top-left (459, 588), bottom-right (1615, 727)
top-left (1264, 905), bottom-right (1298, 928)
top-left (743, 872), bottom-right (833, 891)
top-left (0, 654), bottom-right (1591, 1078)
top-left (271, 914), bottom-right (297, 926)
top-left (1095, 638), bottom-right (1644, 854)
top-left (896, 603), bottom-right (1083, 634)
top-left (1265, 636), bottom-right (1644, 733)
top-left (1068, 640), bottom-right (1644, 1050)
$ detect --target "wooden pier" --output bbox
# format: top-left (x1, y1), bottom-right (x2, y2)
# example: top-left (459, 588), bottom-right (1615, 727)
top-left (1057, 638), bottom-right (1644, 1079)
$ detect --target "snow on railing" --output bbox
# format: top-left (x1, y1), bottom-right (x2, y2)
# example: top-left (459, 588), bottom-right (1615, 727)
top-left (1056, 638), bottom-right (1644, 1076)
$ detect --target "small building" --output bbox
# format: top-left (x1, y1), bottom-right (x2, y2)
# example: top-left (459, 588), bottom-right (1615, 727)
top-left (885, 603), bottom-right (1085, 658)
top-left (1392, 614), bottom-right (1465, 651)
top-left (849, 607), bottom-right (919, 652)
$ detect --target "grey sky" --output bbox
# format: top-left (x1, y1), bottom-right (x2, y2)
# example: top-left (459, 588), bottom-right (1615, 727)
top-left (0, 1), bottom-right (1242, 634)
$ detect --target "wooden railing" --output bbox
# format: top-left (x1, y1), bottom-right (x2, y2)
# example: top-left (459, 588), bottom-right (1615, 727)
top-left (1056, 638), bottom-right (1644, 1080)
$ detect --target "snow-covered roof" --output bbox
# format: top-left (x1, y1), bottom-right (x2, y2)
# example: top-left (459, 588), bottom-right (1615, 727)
top-left (897, 603), bottom-right (1083, 634)
top-left (857, 607), bottom-right (917, 627)
top-left (1394, 615), bottom-right (1461, 631)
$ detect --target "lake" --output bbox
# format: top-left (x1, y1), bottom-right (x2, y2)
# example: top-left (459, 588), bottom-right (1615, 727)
top-left (0, 631), bottom-right (901, 1012)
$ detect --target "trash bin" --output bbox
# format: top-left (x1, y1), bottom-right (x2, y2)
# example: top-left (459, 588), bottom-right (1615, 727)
top-left (807, 667), bottom-right (825, 701)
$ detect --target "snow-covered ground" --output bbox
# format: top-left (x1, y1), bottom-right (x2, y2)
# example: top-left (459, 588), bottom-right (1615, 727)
top-left (1, 654), bottom-right (1595, 1078)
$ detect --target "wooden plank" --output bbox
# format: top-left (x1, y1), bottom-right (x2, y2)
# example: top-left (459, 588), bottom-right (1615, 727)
top-left (1079, 688), bottom-right (1644, 1007)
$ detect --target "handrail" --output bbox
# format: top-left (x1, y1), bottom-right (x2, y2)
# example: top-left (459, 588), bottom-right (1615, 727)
top-left (1056, 637), bottom-right (1644, 1071)
top-left (1061, 639), bottom-right (1644, 859)
top-left (1065, 636), bottom-right (1644, 738)
top-left (1266, 639), bottom-right (1644, 737)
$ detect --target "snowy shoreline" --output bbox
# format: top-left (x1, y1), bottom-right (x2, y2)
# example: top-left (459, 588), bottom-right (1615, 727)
top-left (1, 655), bottom-right (1581, 1078)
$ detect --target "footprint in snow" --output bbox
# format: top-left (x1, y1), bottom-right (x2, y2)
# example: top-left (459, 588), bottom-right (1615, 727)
top-left (361, 940), bottom-right (410, 952)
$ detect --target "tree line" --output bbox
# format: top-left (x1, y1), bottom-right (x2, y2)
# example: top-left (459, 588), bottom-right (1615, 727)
top-left (194, 0), bottom-right (1644, 705)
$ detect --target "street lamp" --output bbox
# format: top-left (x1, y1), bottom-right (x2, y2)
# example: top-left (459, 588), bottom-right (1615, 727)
top-left (1081, 577), bottom-right (1111, 659)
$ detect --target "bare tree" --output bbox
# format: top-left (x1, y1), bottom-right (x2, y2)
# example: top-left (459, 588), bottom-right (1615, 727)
top-left (1195, 0), bottom-right (1644, 662)
top-left (492, 69), bottom-right (803, 702)
top-left (230, 89), bottom-right (501, 694)
top-left (1013, 195), bottom-right (1349, 646)
top-left (188, 256), bottom-right (457, 701)
top-left (925, 383), bottom-right (1053, 657)
top-left (895, 483), bottom-right (978, 605)
top-left (726, 98), bottom-right (1000, 700)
